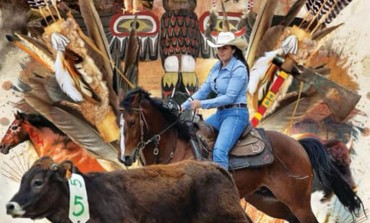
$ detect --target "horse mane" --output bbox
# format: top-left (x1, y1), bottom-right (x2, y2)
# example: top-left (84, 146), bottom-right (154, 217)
top-left (17, 112), bottom-right (66, 136)
top-left (120, 88), bottom-right (150, 111)
top-left (121, 88), bottom-right (192, 140)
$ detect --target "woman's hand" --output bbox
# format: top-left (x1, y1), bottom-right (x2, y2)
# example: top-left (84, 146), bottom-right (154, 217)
top-left (190, 100), bottom-right (201, 109)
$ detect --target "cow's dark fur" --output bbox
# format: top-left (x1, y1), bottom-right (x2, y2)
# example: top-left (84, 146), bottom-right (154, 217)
top-left (7, 156), bottom-right (249, 223)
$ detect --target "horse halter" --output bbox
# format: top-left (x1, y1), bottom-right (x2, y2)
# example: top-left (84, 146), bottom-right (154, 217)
top-left (121, 105), bottom-right (178, 165)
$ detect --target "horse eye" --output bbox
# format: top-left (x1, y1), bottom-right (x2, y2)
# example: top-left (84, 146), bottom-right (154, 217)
top-left (233, 0), bottom-right (239, 3)
top-left (32, 179), bottom-right (44, 187)
top-left (11, 125), bottom-right (19, 131)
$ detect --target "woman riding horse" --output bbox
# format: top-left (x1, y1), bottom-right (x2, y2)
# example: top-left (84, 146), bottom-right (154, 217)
top-left (181, 31), bottom-right (250, 170)
top-left (119, 88), bottom-right (363, 223)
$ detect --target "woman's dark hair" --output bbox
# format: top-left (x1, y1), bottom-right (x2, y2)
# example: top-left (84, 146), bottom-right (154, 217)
top-left (232, 46), bottom-right (250, 78)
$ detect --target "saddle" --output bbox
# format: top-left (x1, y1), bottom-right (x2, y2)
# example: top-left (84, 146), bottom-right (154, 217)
top-left (190, 119), bottom-right (274, 170)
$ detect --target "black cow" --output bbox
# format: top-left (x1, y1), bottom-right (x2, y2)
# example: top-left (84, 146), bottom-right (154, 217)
top-left (7, 156), bottom-right (250, 223)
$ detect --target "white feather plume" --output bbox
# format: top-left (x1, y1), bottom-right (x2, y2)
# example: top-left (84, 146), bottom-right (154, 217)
top-left (248, 49), bottom-right (282, 95)
top-left (54, 51), bottom-right (84, 102)
top-left (51, 32), bottom-right (69, 51)
top-left (282, 35), bottom-right (298, 55)
top-left (51, 32), bottom-right (84, 102)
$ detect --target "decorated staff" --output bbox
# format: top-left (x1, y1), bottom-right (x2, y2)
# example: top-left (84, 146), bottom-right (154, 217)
top-left (247, 0), bottom-right (360, 128)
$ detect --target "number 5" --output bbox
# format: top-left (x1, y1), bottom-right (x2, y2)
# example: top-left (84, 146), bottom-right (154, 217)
top-left (70, 179), bottom-right (82, 188)
top-left (73, 196), bottom-right (85, 217)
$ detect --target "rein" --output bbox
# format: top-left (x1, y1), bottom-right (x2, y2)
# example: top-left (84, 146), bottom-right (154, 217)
top-left (127, 106), bottom-right (178, 164)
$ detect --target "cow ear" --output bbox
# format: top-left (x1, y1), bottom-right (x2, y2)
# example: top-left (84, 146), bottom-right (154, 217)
top-left (51, 164), bottom-right (65, 181)
top-left (60, 160), bottom-right (75, 179)
top-left (51, 161), bottom-right (71, 181)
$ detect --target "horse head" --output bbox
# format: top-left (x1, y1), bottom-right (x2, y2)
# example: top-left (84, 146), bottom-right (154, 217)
top-left (0, 112), bottom-right (30, 154)
top-left (118, 88), bottom-right (148, 166)
top-left (118, 88), bottom-right (191, 167)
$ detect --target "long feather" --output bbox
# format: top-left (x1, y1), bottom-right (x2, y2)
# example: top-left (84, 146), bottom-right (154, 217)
top-left (78, 0), bottom-right (117, 109)
top-left (23, 93), bottom-right (124, 169)
top-left (26, 73), bottom-right (69, 104)
top-left (221, 1), bottom-right (230, 32)
top-left (280, 0), bottom-right (306, 27)
top-left (6, 33), bottom-right (54, 71)
top-left (246, 0), bottom-right (279, 66)
top-left (209, 7), bottom-right (218, 31)
top-left (259, 92), bottom-right (322, 132)
top-left (205, 7), bottom-right (219, 38)
top-left (13, 78), bottom-right (32, 93)
top-left (121, 14), bottom-right (140, 92)
top-left (305, 0), bottom-right (354, 24)
top-left (43, 76), bottom-right (73, 102)
top-left (24, 69), bottom-right (72, 103)
top-left (312, 23), bottom-right (343, 40)
top-left (326, 0), bottom-right (353, 23)
top-left (27, 0), bottom-right (60, 8)
top-left (254, 25), bottom-right (285, 65)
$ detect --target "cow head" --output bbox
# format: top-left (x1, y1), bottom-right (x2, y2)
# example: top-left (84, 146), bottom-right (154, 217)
top-left (6, 156), bottom-right (76, 220)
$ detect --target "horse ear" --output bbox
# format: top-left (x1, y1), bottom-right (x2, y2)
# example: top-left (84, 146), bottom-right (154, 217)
top-left (118, 88), bottom-right (125, 105)
top-left (15, 111), bottom-right (21, 119)
top-left (131, 91), bottom-right (141, 107)
top-left (15, 111), bottom-right (26, 121)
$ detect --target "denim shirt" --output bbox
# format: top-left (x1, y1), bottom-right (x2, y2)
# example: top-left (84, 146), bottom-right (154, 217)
top-left (182, 56), bottom-right (248, 109)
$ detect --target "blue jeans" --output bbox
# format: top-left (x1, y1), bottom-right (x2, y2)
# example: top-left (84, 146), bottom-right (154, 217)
top-left (206, 108), bottom-right (249, 169)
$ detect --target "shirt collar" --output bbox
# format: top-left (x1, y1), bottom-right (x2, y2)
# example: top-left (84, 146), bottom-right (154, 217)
top-left (218, 56), bottom-right (237, 71)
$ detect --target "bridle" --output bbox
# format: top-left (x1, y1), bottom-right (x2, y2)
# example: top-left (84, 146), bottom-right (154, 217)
top-left (121, 105), bottom-right (179, 165)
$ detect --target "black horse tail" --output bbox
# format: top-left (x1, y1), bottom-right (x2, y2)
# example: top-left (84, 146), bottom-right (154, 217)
top-left (299, 138), bottom-right (364, 217)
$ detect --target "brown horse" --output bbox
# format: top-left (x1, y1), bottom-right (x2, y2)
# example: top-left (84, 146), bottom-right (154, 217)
top-left (0, 112), bottom-right (105, 173)
top-left (119, 88), bottom-right (363, 223)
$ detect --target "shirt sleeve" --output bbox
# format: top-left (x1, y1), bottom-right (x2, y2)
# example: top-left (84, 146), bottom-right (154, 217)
top-left (181, 69), bottom-right (214, 109)
top-left (200, 65), bottom-right (247, 109)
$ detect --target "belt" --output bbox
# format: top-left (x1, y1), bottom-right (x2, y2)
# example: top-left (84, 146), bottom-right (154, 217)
top-left (218, 103), bottom-right (247, 110)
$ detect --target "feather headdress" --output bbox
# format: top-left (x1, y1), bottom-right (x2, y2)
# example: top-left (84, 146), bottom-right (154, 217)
top-left (9, 8), bottom-right (122, 168)
top-left (247, 0), bottom-right (360, 125)
top-left (7, 1), bottom-right (121, 145)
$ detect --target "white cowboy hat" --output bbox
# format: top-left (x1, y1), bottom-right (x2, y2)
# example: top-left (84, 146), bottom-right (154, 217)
top-left (207, 31), bottom-right (248, 51)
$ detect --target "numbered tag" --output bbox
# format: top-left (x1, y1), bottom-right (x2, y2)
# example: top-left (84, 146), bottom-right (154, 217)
top-left (68, 173), bottom-right (90, 223)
